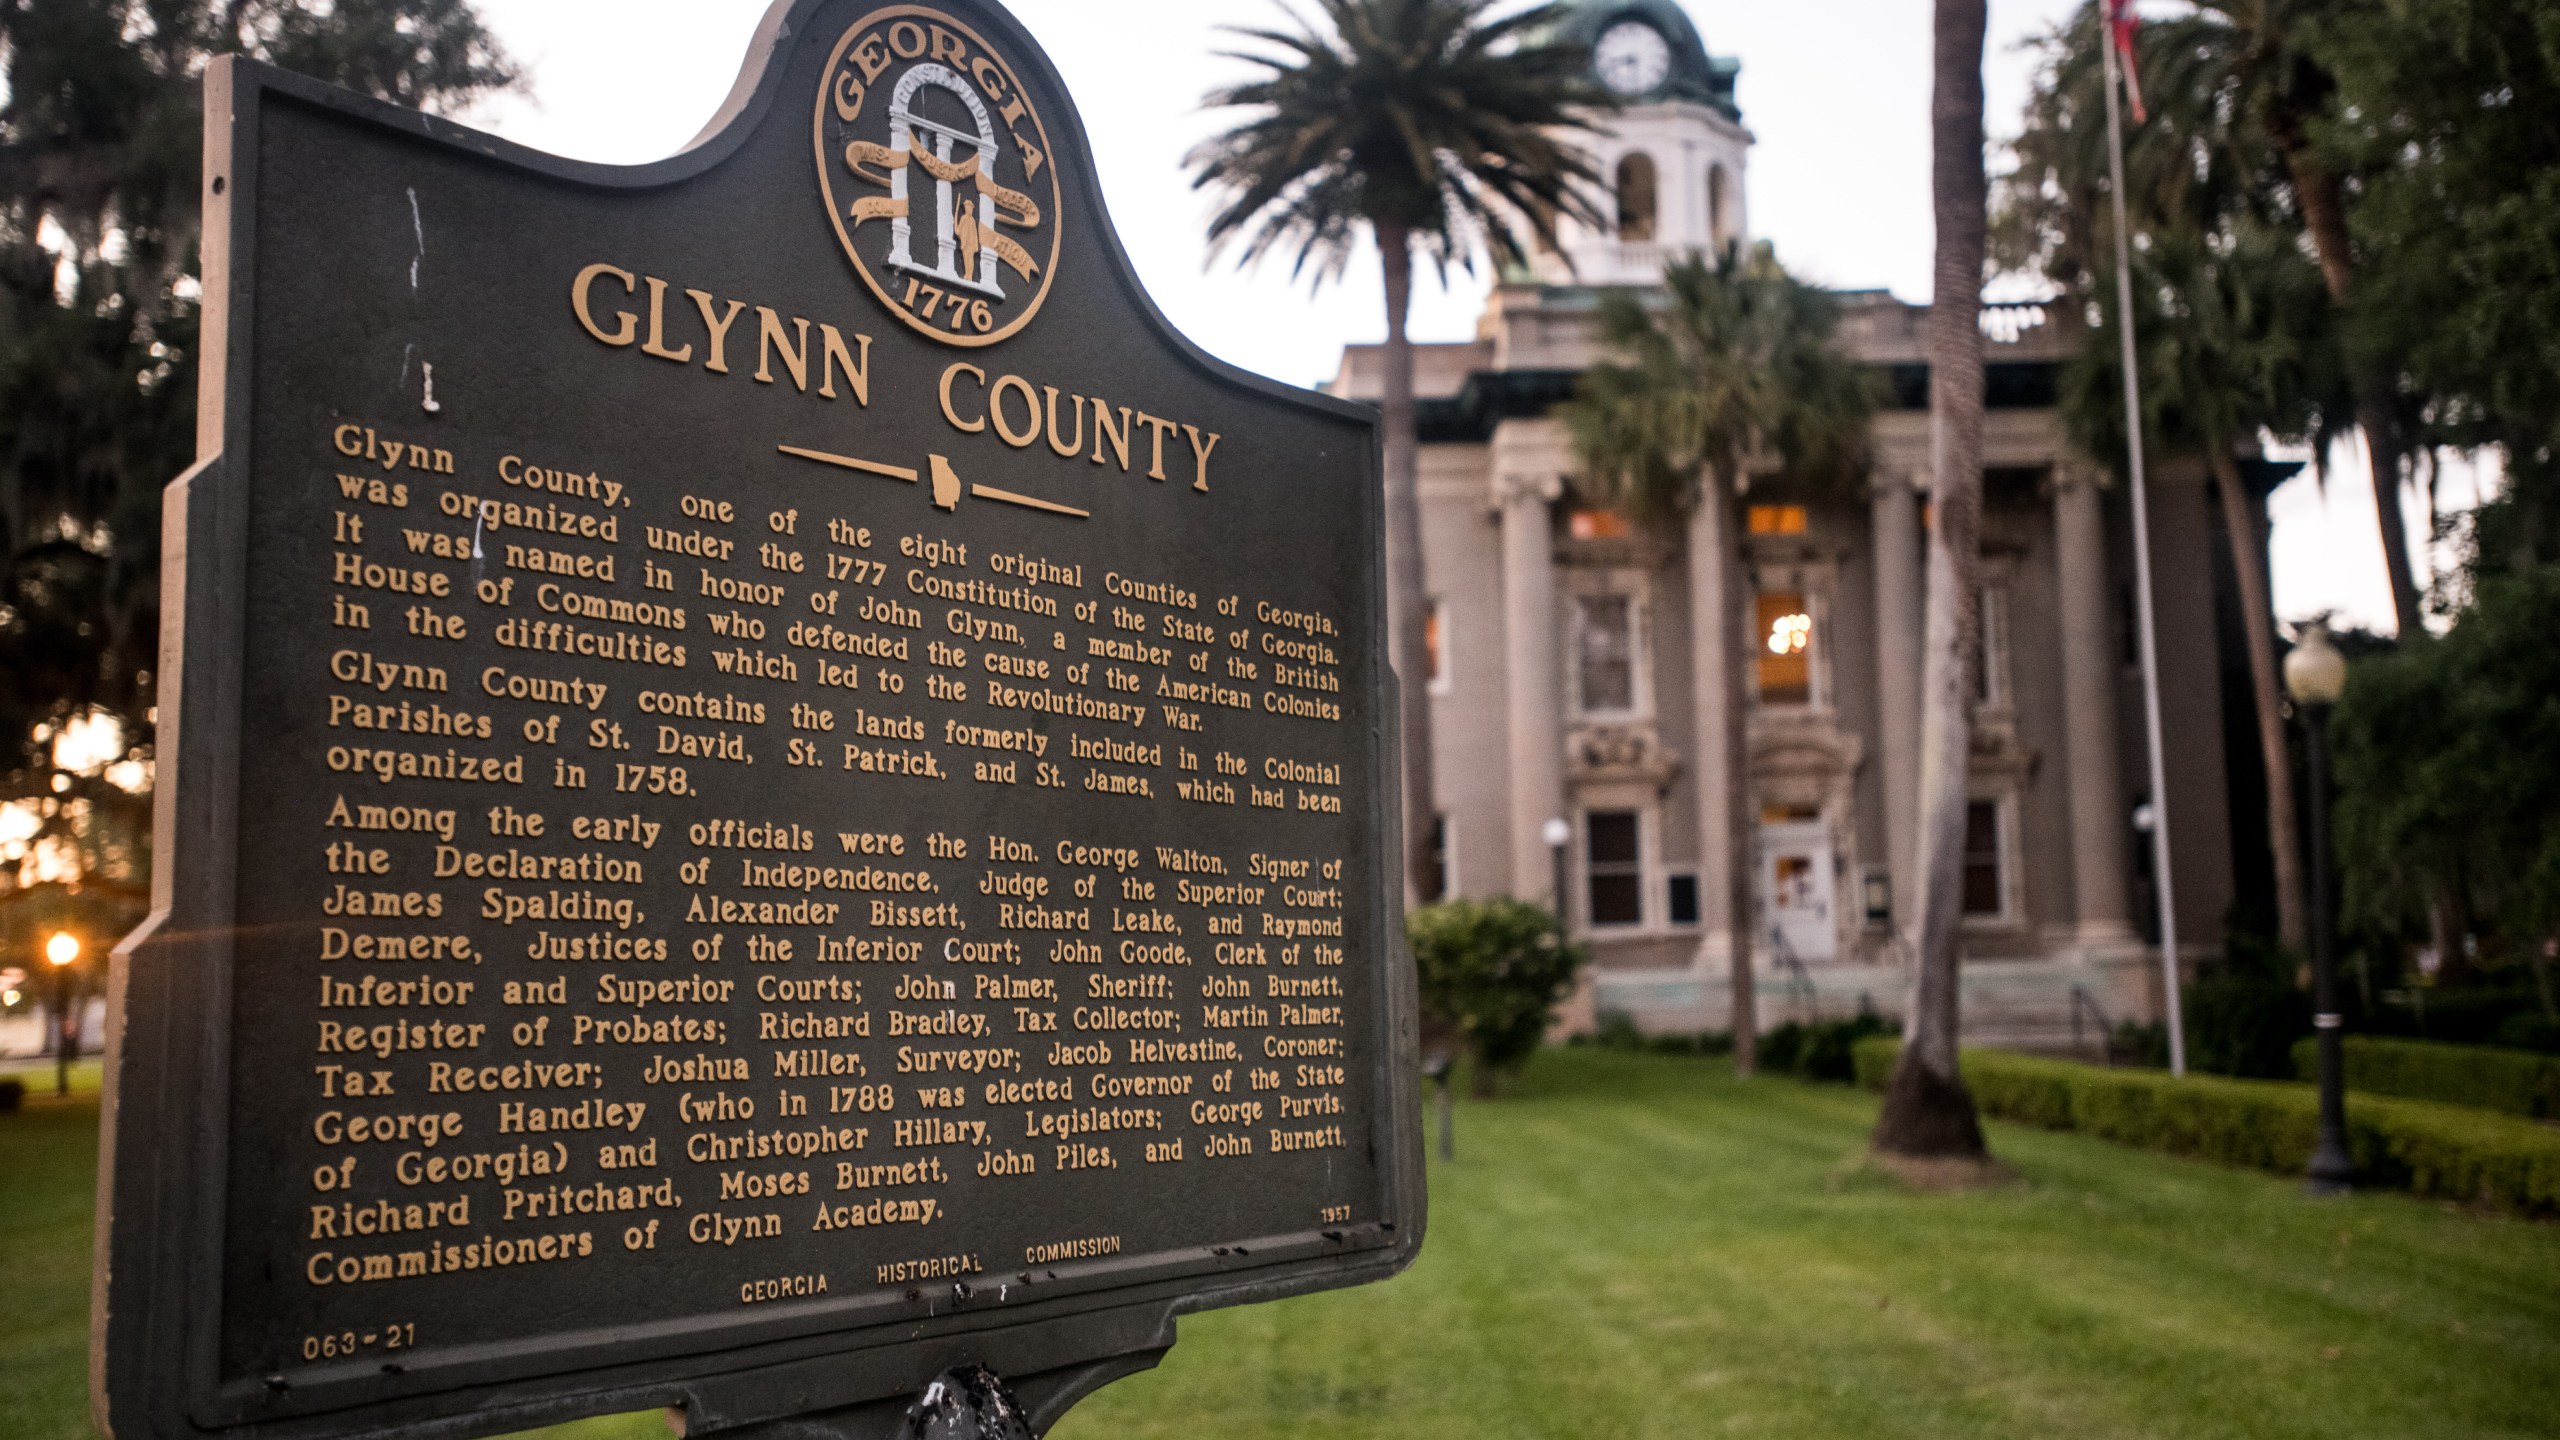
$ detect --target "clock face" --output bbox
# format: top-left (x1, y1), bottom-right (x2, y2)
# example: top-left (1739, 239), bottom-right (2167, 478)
top-left (1594, 19), bottom-right (1673, 97)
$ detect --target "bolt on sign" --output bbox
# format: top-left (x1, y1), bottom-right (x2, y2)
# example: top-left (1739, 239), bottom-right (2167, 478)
top-left (93, 3), bottom-right (1421, 1436)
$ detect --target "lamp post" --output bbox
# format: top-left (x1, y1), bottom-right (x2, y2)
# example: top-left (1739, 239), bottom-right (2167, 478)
top-left (2283, 622), bottom-right (2353, 1194)
top-left (47, 931), bottom-right (80, 1098)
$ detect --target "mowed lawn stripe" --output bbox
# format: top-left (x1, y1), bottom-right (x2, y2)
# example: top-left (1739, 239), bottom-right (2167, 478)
top-left (1061, 1049), bottom-right (2560, 1440)
top-left (4, 1051), bottom-right (2555, 1440)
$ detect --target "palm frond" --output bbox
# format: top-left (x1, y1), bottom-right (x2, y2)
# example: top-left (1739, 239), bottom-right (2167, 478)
top-left (1188, 0), bottom-right (1611, 287)
top-left (1566, 244), bottom-right (1878, 521)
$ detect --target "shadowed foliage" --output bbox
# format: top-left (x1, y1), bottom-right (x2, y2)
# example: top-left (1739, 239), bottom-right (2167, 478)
top-left (0, 0), bottom-right (512, 943)
top-left (0, 0), bottom-right (513, 818)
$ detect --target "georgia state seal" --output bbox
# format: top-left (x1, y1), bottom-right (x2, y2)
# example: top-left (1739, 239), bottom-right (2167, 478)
top-left (814, 7), bottom-right (1063, 347)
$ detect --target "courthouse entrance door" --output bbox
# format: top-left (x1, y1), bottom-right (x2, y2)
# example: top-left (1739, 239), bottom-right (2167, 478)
top-left (1756, 816), bottom-right (1837, 963)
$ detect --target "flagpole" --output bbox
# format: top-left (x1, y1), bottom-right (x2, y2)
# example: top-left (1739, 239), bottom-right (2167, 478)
top-left (2102, 21), bottom-right (2188, 1077)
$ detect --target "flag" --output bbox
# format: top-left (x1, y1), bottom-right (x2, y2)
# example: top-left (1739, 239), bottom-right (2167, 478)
top-left (2107, 0), bottom-right (2148, 123)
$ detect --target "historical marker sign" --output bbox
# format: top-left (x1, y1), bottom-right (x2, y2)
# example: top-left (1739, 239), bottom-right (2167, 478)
top-left (95, 3), bottom-right (1419, 1436)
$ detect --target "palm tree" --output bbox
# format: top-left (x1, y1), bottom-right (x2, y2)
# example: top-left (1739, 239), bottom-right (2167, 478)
top-left (2005, 10), bottom-right (2359, 957)
top-left (2007, 2), bottom-right (2424, 637)
top-left (1565, 243), bottom-right (1875, 1078)
top-left (1188, 0), bottom-right (1608, 905)
top-left (2059, 222), bottom-right (2344, 955)
top-left (1873, 0), bottom-right (1991, 1160)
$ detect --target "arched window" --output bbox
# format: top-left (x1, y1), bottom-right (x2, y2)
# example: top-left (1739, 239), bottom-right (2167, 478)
top-left (1614, 152), bottom-right (1658, 242)
top-left (1707, 163), bottom-right (1732, 246)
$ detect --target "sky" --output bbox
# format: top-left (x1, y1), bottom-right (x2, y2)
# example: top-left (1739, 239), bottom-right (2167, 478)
top-left (455, 0), bottom-right (2448, 634)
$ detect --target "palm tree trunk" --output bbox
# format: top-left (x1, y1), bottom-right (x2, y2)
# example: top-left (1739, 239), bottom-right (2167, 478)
top-left (2208, 449), bottom-right (2308, 954)
top-left (1876, 0), bottom-right (1989, 1160)
top-left (2279, 146), bottom-right (2424, 638)
top-left (1376, 220), bottom-right (1438, 907)
top-left (2353, 386), bottom-right (2425, 637)
top-left (1694, 476), bottom-right (1758, 1075)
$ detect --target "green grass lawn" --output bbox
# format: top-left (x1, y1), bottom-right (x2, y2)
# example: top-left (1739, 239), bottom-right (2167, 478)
top-left (8, 1049), bottom-right (2558, 1439)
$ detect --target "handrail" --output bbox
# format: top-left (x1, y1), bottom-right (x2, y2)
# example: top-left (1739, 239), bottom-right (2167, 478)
top-left (2070, 984), bottom-right (2115, 1065)
top-left (1770, 926), bottom-right (1819, 1022)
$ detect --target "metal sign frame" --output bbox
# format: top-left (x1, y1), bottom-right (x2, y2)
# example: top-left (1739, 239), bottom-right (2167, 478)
top-left (94, 4), bottom-right (1421, 1436)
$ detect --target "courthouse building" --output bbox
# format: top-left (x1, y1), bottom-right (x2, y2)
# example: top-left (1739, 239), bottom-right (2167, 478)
top-left (1328, 0), bottom-right (2264, 1043)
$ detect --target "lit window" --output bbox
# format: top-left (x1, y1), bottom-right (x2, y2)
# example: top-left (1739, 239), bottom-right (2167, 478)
top-left (1425, 600), bottom-right (1450, 693)
top-left (1756, 591), bottom-right (1812, 705)
top-left (1747, 504), bottom-right (1807, 535)
top-left (1962, 800), bottom-right (2006, 917)
top-left (1575, 594), bottom-right (1637, 714)
top-left (1615, 152), bottom-right (1658, 242)
top-left (1771, 854), bottom-right (1817, 908)
top-left (1587, 811), bottom-right (1642, 926)
top-left (1567, 508), bottom-right (1631, 540)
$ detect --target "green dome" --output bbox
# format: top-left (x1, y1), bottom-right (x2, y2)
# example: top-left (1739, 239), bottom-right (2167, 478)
top-left (1551, 0), bottom-right (1740, 118)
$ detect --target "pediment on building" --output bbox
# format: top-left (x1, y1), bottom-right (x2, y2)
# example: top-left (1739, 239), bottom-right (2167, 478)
top-left (1968, 721), bottom-right (2039, 782)
top-left (1568, 722), bottom-right (1683, 787)
top-left (1749, 716), bottom-right (1864, 779)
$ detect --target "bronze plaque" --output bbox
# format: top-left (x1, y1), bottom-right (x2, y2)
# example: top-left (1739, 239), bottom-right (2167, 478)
top-left (94, 4), bottom-right (1419, 1436)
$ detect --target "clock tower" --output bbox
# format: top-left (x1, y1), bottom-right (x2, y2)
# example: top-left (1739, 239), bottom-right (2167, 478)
top-left (1534, 0), bottom-right (1750, 286)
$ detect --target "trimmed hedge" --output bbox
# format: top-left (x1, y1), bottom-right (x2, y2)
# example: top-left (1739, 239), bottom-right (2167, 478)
top-left (2290, 1035), bottom-right (2560, 1119)
top-left (1852, 1037), bottom-right (2560, 1217)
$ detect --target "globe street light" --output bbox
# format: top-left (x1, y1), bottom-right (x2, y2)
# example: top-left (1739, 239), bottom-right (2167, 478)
top-left (47, 930), bottom-right (80, 1098)
top-left (2283, 623), bottom-right (2353, 1194)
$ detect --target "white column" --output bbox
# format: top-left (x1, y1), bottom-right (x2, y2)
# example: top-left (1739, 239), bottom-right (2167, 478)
top-left (1869, 473), bottom-right (1924, 951)
top-left (1500, 474), bottom-right (1564, 908)
top-left (1688, 496), bottom-right (1739, 969)
top-left (2054, 466), bottom-right (2135, 941)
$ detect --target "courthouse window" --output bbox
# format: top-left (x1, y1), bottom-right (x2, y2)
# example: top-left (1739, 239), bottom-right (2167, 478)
top-left (1575, 593), bottom-right (1638, 714)
top-left (1586, 810), bottom-right (1643, 927)
top-left (1756, 590), bottom-right (1813, 705)
top-left (1747, 504), bottom-right (1807, 536)
top-left (1567, 508), bottom-right (1632, 540)
top-left (1426, 815), bottom-right (1450, 903)
top-left (1962, 800), bottom-right (2007, 917)
top-left (1425, 600), bottom-right (1450, 693)
top-left (1666, 872), bottom-right (1700, 926)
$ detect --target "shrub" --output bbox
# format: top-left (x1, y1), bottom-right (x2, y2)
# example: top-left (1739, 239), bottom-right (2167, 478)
top-left (2496, 1011), bottom-right (2560, 1052)
top-left (2291, 1035), bottom-right (2560, 1119)
top-left (1851, 1035), bottom-right (1899, 1091)
top-left (2365, 985), bottom-right (2557, 1049)
top-left (1761, 1021), bottom-right (1808, 1075)
top-left (1851, 1039), bottom-right (2560, 1216)
top-left (1585, 1013), bottom-right (1734, 1057)
top-left (1646, 1029), bottom-right (1733, 1057)
top-left (1769, 1013), bottom-right (1893, 1084)
top-left (1407, 898), bottom-right (1586, 1092)
top-left (1590, 1008), bottom-right (1643, 1050)
top-left (2110, 1019), bottom-right (2170, 1069)
top-left (0, 1077), bottom-right (21, 1112)
top-left (2183, 932), bottom-right (2311, 1078)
